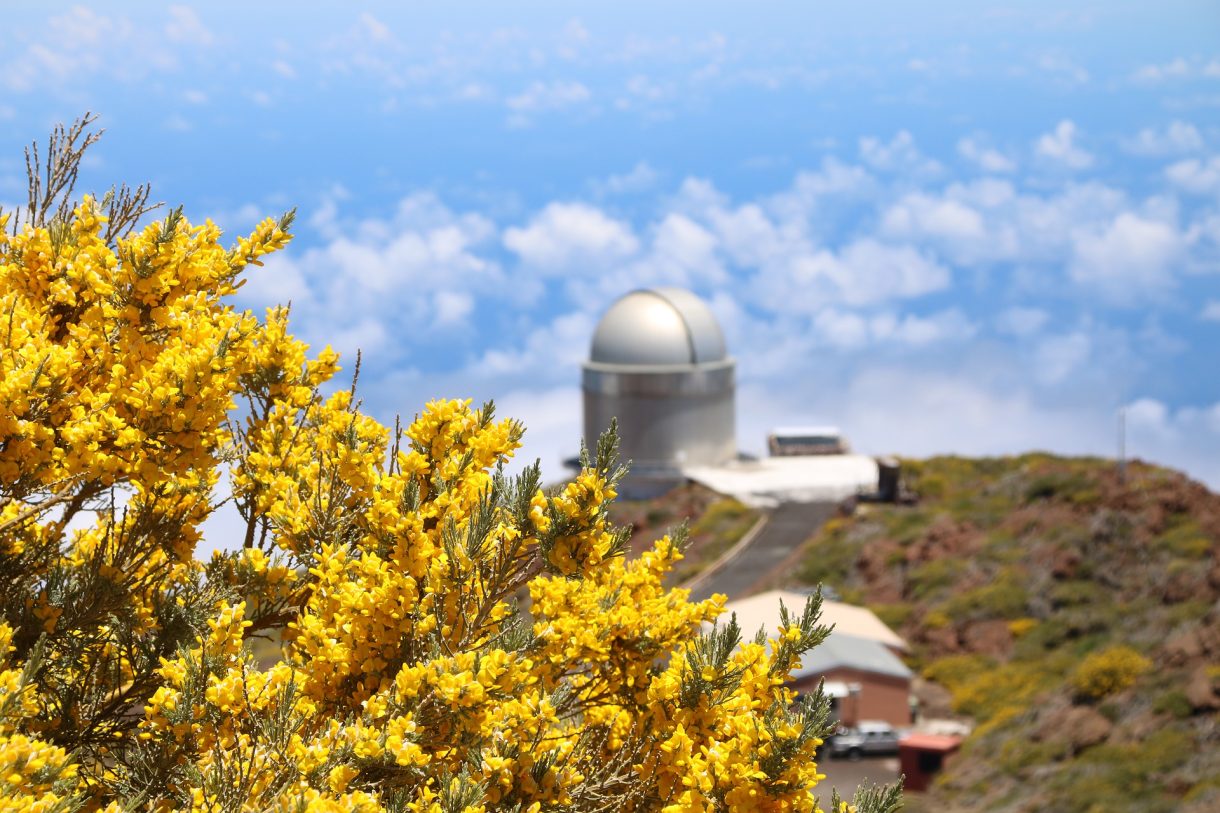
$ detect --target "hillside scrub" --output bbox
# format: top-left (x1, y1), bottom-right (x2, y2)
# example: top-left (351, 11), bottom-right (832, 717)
top-left (608, 485), bottom-right (760, 586)
top-left (789, 454), bottom-right (1220, 812)
top-left (0, 119), bottom-right (900, 812)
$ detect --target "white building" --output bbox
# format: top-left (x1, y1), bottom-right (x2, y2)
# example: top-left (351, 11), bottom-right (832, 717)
top-left (582, 287), bottom-right (878, 503)
top-left (582, 288), bottom-right (736, 498)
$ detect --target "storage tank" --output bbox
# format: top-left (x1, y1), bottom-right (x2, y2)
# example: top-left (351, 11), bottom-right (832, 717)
top-left (582, 288), bottom-right (736, 498)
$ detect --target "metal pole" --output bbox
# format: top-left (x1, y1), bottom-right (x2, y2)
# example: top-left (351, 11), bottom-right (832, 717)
top-left (1118, 408), bottom-right (1127, 485)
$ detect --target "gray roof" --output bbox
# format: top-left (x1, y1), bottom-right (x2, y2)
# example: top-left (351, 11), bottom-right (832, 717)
top-left (589, 288), bottom-right (727, 367)
top-left (792, 632), bottom-right (913, 682)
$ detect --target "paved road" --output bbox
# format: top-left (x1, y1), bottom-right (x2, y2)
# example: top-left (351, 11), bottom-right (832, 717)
top-left (816, 755), bottom-right (902, 809)
top-left (687, 501), bottom-right (837, 602)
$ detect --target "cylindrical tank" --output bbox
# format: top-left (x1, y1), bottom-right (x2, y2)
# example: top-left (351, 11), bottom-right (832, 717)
top-left (582, 288), bottom-right (736, 498)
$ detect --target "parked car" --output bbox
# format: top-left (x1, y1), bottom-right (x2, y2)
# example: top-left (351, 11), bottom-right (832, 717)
top-left (828, 721), bottom-right (900, 760)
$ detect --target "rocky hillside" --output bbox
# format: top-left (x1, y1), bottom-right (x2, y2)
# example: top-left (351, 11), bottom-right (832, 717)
top-left (781, 454), bottom-right (1220, 813)
top-left (608, 482), bottom-right (759, 585)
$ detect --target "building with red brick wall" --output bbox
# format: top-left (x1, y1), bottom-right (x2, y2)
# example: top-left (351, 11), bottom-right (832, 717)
top-left (789, 633), bottom-right (913, 727)
top-left (713, 590), bottom-right (913, 727)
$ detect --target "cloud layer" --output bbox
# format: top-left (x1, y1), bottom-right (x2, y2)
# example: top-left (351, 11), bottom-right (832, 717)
top-left (5, 3), bottom-right (1218, 494)
top-left (231, 122), bottom-right (1220, 489)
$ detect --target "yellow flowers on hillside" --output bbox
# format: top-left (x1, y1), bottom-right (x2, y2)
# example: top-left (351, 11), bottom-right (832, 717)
top-left (0, 120), bottom-right (900, 812)
top-left (1070, 646), bottom-right (1152, 701)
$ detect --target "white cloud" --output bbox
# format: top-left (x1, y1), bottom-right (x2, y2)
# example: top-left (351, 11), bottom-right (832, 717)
top-left (503, 202), bottom-right (638, 272)
top-left (593, 162), bottom-right (658, 196)
top-left (1069, 213), bottom-right (1183, 300)
top-left (165, 6), bottom-right (213, 46)
top-left (1126, 397), bottom-right (1169, 432)
top-left (506, 80), bottom-right (591, 112)
top-left (811, 309), bottom-right (871, 349)
top-left (455, 82), bottom-right (494, 101)
top-left (882, 193), bottom-right (987, 243)
top-left (995, 306), bottom-right (1050, 336)
top-left (730, 352), bottom-right (1220, 490)
top-left (878, 181), bottom-right (1022, 266)
top-left (432, 291), bottom-right (474, 327)
top-left (1034, 53), bottom-right (1089, 85)
top-left (770, 238), bottom-right (951, 308)
top-left (242, 193), bottom-right (503, 359)
top-left (1035, 120), bottom-right (1094, 169)
top-left (1122, 121), bottom-right (1204, 155)
top-left (702, 202), bottom-right (780, 269)
top-left (222, 153), bottom-right (1220, 491)
top-left (4, 8), bottom-right (167, 91)
top-left (858, 131), bottom-right (942, 176)
top-left (356, 12), bottom-right (393, 44)
top-left (634, 213), bottom-right (723, 286)
top-left (1119, 398), bottom-right (1220, 487)
top-left (805, 367), bottom-right (1115, 461)
top-left (786, 159), bottom-right (875, 200)
top-left (872, 177), bottom-right (1187, 291)
top-left (494, 387), bottom-right (583, 480)
top-left (1134, 58), bottom-right (1191, 83)
top-left (163, 115), bottom-right (192, 132)
top-left (957, 137), bottom-right (1016, 173)
top-left (1034, 331), bottom-right (1092, 384)
top-left (1132, 57), bottom-right (1195, 83)
top-left (272, 60), bottom-right (297, 79)
top-left (623, 74), bottom-right (668, 102)
top-left (471, 312), bottom-right (595, 383)
top-left (1202, 301), bottom-right (1220, 321)
top-left (869, 309), bottom-right (977, 347)
top-left (319, 12), bottom-right (404, 88)
top-left (539, 209), bottom-right (729, 304)
top-left (1165, 155), bottom-right (1220, 194)
top-left (556, 19), bottom-right (591, 60)
top-left (653, 214), bottom-right (718, 267)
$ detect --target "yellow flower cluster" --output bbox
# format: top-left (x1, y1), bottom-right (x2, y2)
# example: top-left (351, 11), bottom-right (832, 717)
top-left (1070, 645), bottom-right (1152, 701)
top-left (0, 623), bottom-right (84, 813)
top-left (0, 188), bottom-right (855, 811)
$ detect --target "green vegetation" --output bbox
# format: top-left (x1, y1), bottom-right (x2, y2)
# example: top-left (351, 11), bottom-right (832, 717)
top-left (787, 453), bottom-right (1220, 812)
top-left (670, 497), bottom-right (759, 583)
top-left (608, 484), bottom-right (760, 585)
top-left (795, 516), bottom-right (859, 586)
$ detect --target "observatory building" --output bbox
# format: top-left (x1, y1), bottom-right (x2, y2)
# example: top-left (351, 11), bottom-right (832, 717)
top-left (582, 288), bottom-right (736, 497)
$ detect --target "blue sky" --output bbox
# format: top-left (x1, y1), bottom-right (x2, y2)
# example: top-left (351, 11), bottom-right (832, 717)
top-left (4, 2), bottom-right (1220, 494)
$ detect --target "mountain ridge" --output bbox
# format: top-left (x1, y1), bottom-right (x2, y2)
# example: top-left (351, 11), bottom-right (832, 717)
top-left (777, 453), bottom-right (1220, 813)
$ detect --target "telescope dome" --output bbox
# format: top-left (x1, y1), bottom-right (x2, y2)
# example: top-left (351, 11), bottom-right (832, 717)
top-left (589, 287), bottom-right (727, 367)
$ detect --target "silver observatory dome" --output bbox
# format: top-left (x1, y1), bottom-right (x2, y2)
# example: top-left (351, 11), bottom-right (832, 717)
top-left (582, 288), bottom-right (737, 498)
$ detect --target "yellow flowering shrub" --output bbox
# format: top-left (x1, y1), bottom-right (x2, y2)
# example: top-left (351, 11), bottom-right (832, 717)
top-left (0, 120), bottom-right (901, 813)
top-left (1070, 646), bottom-right (1151, 701)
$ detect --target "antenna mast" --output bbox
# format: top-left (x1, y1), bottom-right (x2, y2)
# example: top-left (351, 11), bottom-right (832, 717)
top-left (1117, 407), bottom-right (1127, 485)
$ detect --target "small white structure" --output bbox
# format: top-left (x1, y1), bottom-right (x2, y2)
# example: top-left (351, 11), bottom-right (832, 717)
top-left (768, 426), bottom-right (849, 456)
top-left (683, 455), bottom-right (879, 508)
top-left (583, 288), bottom-right (736, 498)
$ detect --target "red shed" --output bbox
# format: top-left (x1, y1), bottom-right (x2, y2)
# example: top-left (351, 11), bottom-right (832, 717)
top-left (899, 734), bottom-right (962, 792)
